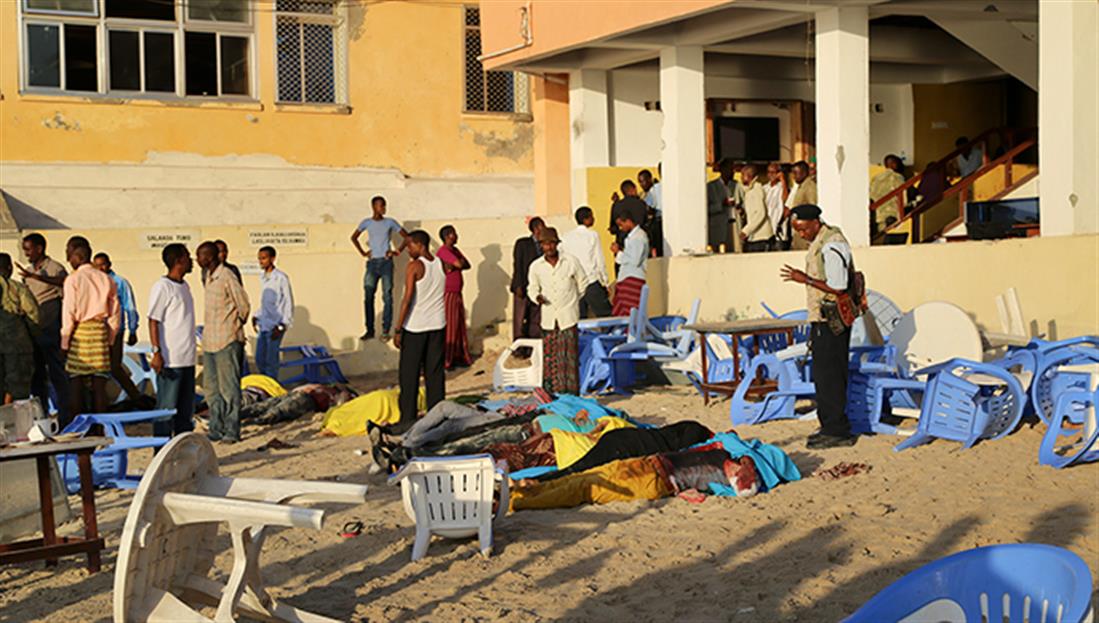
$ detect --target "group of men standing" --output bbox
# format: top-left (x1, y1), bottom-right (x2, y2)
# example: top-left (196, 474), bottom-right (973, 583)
top-left (0, 234), bottom-right (294, 445)
top-left (707, 158), bottom-right (818, 254)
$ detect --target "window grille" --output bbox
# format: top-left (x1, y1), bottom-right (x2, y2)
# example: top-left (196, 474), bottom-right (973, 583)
top-left (463, 6), bottom-right (529, 115)
top-left (276, 0), bottom-right (346, 104)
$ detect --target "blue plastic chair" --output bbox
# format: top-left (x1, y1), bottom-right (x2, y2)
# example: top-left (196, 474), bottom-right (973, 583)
top-left (579, 334), bottom-right (631, 395)
top-left (279, 345), bottom-right (349, 385)
top-left (845, 544), bottom-right (1094, 623)
top-left (894, 359), bottom-right (1026, 452)
top-left (57, 409), bottom-right (176, 493)
top-left (1029, 340), bottom-right (1099, 425)
top-left (1039, 388), bottom-right (1099, 469)
top-left (729, 353), bottom-right (815, 425)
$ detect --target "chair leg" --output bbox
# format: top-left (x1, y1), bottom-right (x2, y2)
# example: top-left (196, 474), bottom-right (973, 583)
top-left (214, 528), bottom-right (253, 623)
top-left (478, 523), bottom-right (493, 559)
top-left (411, 527), bottom-right (431, 562)
top-left (894, 433), bottom-right (930, 453)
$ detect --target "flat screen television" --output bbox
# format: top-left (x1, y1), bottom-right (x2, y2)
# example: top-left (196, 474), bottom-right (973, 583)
top-left (713, 116), bottom-right (780, 162)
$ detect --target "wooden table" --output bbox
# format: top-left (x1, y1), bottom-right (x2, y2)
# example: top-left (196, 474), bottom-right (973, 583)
top-left (684, 319), bottom-right (808, 405)
top-left (0, 437), bottom-right (110, 573)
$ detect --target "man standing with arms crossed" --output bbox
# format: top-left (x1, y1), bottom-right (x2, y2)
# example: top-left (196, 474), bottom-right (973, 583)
top-left (197, 241), bottom-right (251, 443)
top-left (352, 196), bottom-right (409, 342)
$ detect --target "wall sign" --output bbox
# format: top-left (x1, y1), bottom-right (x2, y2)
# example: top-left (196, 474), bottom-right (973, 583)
top-left (249, 229), bottom-right (308, 247)
top-left (139, 231), bottom-right (200, 250)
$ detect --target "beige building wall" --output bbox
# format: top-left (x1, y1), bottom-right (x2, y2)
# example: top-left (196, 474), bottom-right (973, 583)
top-left (651, 234), bottom-right (1099, 341)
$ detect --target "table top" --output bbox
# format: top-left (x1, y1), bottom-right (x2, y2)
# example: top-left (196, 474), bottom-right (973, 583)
top-left (684, 318), bottom-right (807, 333)
top-left (0, 437), bottom-right (111, 461)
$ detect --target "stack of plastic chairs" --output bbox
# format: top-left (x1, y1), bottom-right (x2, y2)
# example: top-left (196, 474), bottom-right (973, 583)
top-left (57, 409), bottom-right (176, 493)
top-left (893, 358), bottom-right (1026, 451)
top-left (845, 544), bottom-right (1094, 623)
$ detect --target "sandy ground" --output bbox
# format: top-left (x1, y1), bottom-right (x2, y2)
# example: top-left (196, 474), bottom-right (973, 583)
top-left (1, 353), bottom-right (1096, 623)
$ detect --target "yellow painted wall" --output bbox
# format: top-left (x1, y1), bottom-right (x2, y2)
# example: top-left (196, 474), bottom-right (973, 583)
top-left (912, 80), bottom-right (1006, 171)
top-left (653, 234), bottom-right (1098, 340)
top-left (0, 0), bottom-right (532, 177)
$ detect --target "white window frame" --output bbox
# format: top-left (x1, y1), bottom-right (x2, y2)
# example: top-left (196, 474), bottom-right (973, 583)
top-left (273, 0), bottom-right (348, 105)
top-left (18, 0), bottom-right (257, 101)
top-left (22, 0), bottom-right (98, 18)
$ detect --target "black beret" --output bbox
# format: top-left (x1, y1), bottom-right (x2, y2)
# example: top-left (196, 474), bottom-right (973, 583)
top-left (790, 204), bottom-right (822, 221)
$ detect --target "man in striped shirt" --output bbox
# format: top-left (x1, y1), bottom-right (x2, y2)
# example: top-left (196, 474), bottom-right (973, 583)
top-left (197, 240), bottom-right (251, 443)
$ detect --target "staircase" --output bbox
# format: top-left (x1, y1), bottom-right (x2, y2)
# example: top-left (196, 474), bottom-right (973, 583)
top-left (870, 127), bottom-right (1038, 245)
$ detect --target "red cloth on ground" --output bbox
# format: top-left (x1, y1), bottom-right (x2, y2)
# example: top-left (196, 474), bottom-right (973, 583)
top-left (443, 291), bottom-right (473, 369)
top-left (612, 277), bottom-right (646, 317)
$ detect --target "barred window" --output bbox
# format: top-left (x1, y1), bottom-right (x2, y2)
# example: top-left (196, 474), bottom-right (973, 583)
top-left (463, 6), bottom-right (529, 115)
top-left (276, 0), bottom-right (347, 105)
top-left (21, 0), bottom-right (254, 98)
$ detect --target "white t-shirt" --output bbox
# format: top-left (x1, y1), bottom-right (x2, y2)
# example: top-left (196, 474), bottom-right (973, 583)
top-left (147, 277), bottom-right (197, 368)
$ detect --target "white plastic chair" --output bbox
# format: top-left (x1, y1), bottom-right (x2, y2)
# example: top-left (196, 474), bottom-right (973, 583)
top-left (492, 339), bottom-right (543, 391)
top-left (388, 455), bottom-right (508, 562)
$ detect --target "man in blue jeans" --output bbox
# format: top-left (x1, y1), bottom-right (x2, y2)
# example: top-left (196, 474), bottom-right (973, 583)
top-left (351, 195), bottom-right (409, 341)
top-left (147, 243), bottom-right (197, 437)
top-left (197, 241), bottom-right (250, 443)
top-left (252, 245), bottom-right (294, 379)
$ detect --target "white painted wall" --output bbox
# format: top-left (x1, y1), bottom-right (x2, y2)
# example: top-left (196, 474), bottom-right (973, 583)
top-left (869, 83), bottom-right (915, 166)
top-left (0, 152), bottom-right (535, 230)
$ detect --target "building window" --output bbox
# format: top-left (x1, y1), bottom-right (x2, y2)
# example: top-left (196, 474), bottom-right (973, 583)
top-left (20, 0), bottom-right (254, 99)
top-left (275, 0), bottom-right (346, 105)
top-left (463, 6), bottom-right (529, 115)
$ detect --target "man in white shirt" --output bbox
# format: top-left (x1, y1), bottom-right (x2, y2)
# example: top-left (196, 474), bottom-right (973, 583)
top-left (765, 162), bottom-right (788, 249)
top-left (738, 165), bottom-right (775, 253)
top-left (953, 136), bottom-right (984, 178)
top-left (527, 227), bottom-right (586, 395)
top-left (252, 245), bottom-right (294, 379)
top-left (147, 243), bottom-right (197, 437)
top-left (611, 213), bottom-right (649, 316)
top-left (559, 207), bottom-right (612, 318)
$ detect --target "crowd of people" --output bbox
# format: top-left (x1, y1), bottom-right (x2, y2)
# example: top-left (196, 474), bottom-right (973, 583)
top-left (0, 234), bottom-right (294, 445)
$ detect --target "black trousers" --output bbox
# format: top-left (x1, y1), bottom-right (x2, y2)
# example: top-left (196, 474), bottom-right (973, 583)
top-left (579, 282), bottom-right (613, 318)
top-left (396, 328), bottom-right (445, 433)
top-left (810, 321), bottom-right (852, 437)
top-left (537, 421), bottom-right (714, 482)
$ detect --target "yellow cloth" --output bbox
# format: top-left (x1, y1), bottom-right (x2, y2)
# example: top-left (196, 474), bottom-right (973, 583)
top-left (510, 456), bottom-right (672, 512)
top-left (322, 387), bottom-right (425, 436)
top-left (66, 320), bottom-right (111, 376)
top-left (240, 374), bottom-right (287, 397)
top-left (870, 170), bottom-right (905, 228)
top-left (548, 416), bottom-right (634, 470)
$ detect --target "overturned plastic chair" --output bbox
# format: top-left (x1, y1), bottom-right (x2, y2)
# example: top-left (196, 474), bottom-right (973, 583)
top-left (729, 352), bottom-right (815, 425)
top-left (844, 544), bottom-right (1094, 623)
top-left (894, 358), bottom-right (1026, 452)
top-left (1039, 382), bottom-right (1099, 469)
top-left (113, 433), bottom-right (368, 623)
top-left (58, 409), bottom-right (175, 493)
top-left (388, 455), bottom-right (508, 562)
top-left (279, 344), bottom-right (349, 385)
top-left (492, 339), bottom-right (543, 391)
top-left (1029, 338), bottom-right (1099, 425)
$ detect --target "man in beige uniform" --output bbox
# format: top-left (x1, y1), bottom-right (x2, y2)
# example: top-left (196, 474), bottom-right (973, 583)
top-left (18, 232), bottom-right (70, 423)
top-left (785, 161), bottom-right (817, 251)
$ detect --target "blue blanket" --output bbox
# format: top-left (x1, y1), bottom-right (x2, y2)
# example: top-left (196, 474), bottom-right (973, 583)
top-left (693, 431), bottom-right (802, 496)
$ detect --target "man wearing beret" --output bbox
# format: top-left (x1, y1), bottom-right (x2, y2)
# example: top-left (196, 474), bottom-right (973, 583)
top-left (779, 205), bottom-right (857, 449)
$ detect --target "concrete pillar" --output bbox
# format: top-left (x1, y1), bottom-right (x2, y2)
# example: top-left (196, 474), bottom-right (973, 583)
top-left (815, 6), bottom-right (870, 247)
top-left (1039, 0), bottom-right (1099, 236)
top-left (568, 69), bottom-right (610, 209)
top-left (659, 45), bottom-right (707, 256)
top-left (533, 74), bottom-right (572, 217)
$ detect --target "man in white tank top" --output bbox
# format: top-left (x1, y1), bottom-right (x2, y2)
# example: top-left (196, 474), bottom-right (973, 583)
top-left (392, 230), bottom-right (446, 434)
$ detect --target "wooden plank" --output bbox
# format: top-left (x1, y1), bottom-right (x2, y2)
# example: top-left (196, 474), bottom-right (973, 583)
top-left (0, 538), bottom-right (105, 565)
top-left (0, 437), bottom-right (111, 462)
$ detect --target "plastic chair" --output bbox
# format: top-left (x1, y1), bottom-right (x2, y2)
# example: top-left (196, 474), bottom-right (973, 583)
top-left (388, 454), bottom-right (508, 561)
top-left (1039, 387), bottom-right (1099, 469)
top-left (1029, 340), bottom-right (1099, 425)
top-left (729, 353), bottom-right (815, 425)
top-left (579, 333), bottom-right (629, 395)
top-left (57, 409), bottom-right (176, 493)
top-left (113, 343), bottom-right (158, 403)
top-left (894, 358), bottom-right (1026, 452)
top-left (844, 544), bottom-right (1094, 623)
top-left (279, 344), bottom-right (349, 385)
top-left (493, 339), bottom-right (543, 391)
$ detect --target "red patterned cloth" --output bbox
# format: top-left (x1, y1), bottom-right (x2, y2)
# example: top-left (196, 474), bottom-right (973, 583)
top-left (543, 326), bottom-right (579, 395)
top-left (443, 291), bottom-right (473, 369)
top-left (488, 432), bottom-right (556, 472)
top-left (612, 277), bottom-right (645, 317)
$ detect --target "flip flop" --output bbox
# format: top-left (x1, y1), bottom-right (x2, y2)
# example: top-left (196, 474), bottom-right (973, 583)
top-left (340, 520), bottom-right (364, 538)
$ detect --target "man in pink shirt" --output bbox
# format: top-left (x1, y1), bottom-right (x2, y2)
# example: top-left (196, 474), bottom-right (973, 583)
top-left (61, 236), bottom-right (120, 422)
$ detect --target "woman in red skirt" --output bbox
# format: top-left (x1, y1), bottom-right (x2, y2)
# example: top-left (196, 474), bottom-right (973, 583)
top-left (611, 212), bottom-right (649, 316)
top-left (437, 225), bottom-right (473, 369)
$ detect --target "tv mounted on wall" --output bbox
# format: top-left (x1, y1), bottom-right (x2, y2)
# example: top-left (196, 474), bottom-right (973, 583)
top-left (713, 117), bottom-right (780, 161)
